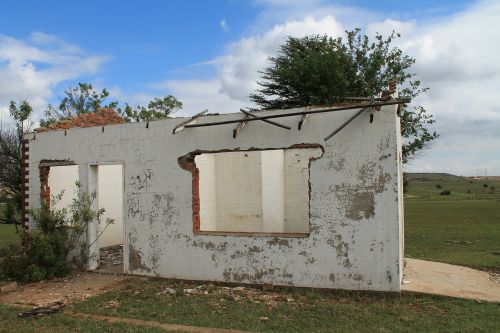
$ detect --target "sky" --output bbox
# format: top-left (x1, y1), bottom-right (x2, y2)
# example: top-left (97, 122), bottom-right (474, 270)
top-left (0, 0), bottom-right (499, 176)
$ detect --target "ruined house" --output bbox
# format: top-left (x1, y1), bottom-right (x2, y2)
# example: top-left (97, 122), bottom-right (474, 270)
top-left (21, 87), bottom-right (405, 292)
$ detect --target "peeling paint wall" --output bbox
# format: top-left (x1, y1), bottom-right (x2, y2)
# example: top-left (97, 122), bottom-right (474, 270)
top-left (25, 103), bottom-right (403, 292)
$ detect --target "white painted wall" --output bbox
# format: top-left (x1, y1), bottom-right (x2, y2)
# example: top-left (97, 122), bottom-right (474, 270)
top-left (196, 154), bottom-right (217, 231)
top-left (26, 101), bottom-right (403, 292)
top-left (98, 164), bottom-right (124, 248)
top-left (284, 149), bottom-right (315, 233)
top-left (48, 165), bottom-right (78, 212)
top-left (261, 150), bottom-right (285, 233)
top-left (214, 151), bottom-right (263, 232)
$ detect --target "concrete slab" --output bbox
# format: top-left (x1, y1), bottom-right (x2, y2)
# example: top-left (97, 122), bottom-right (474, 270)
top-left (403, 258), bottom-right (500, 302)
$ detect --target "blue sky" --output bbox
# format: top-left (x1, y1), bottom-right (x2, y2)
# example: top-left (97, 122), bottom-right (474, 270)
top-left (1, 0), bottom-right (499, 175)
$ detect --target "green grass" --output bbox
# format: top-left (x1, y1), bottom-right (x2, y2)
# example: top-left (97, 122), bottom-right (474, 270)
top-left (0, 224), bottom-right (20, 248)
top-left (0, 304), bottom-right (166, 333)
top-left (70, 279), bottom-right (500, 333)
top-left (0, 224), bottom-right (21, 259)
top-left (405, 173), bottom-right (500, 271)
top-left (0, 173), bottom-right (498, 332)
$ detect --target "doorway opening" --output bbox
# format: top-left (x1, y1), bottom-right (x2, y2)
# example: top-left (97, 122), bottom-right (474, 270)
top-left (91, 164), bottom-right (125, 274)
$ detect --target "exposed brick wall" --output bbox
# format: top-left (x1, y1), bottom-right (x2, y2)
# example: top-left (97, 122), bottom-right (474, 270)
top-left (39, 166), bottom-right (51, 207)
top-left (178, 155), bottom-right (200, 232)
top-left (22, 108), bottom-right (125, 228)
top-left (192, 168), bottom-right (200, 232)
top-left (35, 108), bottom-right (126, 133)
top-left (20, 139), bottom-right (30, 229)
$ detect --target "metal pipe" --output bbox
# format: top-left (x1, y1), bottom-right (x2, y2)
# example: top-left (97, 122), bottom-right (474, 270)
top-left (323, 98), bottom-right (375, 141)
top-left (240, 109), bottom-right (291, 130)
top-left (183, 99), bottom-right (408, 129)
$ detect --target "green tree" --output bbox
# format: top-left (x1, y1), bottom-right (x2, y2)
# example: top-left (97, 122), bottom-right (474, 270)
top-left (41, 83), bottom-right (182, 126)
top-left (0, 101), bottom-right (33, 227)
top-left (41, 83), bottom-right (118, 127)
top-left (121, 95), bottom-right (183, 122)
top-left (250, 29), bottom-right (438, 163)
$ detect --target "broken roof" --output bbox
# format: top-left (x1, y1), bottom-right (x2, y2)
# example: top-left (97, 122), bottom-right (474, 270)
top-left (35, 108), bottom-right (126, 132)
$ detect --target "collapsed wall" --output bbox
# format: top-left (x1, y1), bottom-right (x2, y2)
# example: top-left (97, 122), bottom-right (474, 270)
top-left (24, 101), bottom-right (404, 292)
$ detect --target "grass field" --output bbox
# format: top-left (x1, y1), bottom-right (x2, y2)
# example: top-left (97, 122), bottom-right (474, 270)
top-left (0, 223), bottom-right (21, 258)
top-left (0, 224), bottom-right (19, 249)
top-left (0, 174), bottom-right (499, 332)
top-left (404, 173), bottom-right (500, 271)
top-left (0, 202), bottom-right (22, 257)
top-left (68, 279), bottom-right (499, 332)
top-left (0, 304), bottom-right (166, 333)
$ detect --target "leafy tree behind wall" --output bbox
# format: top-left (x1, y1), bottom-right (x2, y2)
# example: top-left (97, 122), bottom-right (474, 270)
top-left (0, 101), bottom-right (33, 226)
top-left (250, 29), bottom-right (438, 163)
top-left (41, 83), bottom-right (183, 126)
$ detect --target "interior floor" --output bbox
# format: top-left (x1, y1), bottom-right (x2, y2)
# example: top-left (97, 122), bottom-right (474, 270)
top-left (96, 244), bottom-right (123, 274)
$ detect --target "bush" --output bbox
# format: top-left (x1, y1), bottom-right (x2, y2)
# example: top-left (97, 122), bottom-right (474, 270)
top-left (0, 243), bottom-right (21, 258)
top-left (440, 190), bottom-right (451, 195)
top-left (403, 173), bottom-right (409, 193)
top-left (436, 184), bottom-right (442, 189)
top-left (490, 186), bottom-right (495, 191)
top-left (0, 185), bottom-right (113, 282)
top-left (0, 192), bottom-right (21, 225)
top-left (483, 184), bottom-right (488, 187)
top-left (466, 190), bottom-right (471, 193)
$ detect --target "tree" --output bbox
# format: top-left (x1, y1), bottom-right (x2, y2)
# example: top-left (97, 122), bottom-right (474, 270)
top-left (250, 29), bottom-right (438, 163)
top-left (41, 83), bottom-right (182, 126)
top-left (0, 100), bottom-right (33, 226)
top-left (41, 83), bottom-right (118, 127)
top-left (121, 95), bottom-right (183, 122)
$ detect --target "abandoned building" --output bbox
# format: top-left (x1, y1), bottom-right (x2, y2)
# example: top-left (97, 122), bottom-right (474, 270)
top-left (21, 88), bottom-right (406, 292)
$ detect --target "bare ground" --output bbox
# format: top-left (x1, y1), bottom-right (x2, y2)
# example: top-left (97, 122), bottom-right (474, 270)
top-left (1, 258), bottom-right (498, 310)
top-left (0, 272), bottom-right (133, 307)
top-left (403, 258), bottom-right (500, 302)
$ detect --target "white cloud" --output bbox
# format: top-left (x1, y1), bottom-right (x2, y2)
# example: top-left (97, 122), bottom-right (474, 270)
top-left (155, 79), bottom-right (244, 116)
top-left (162, 15), bottom-right (345, 116)
top-left (366, 19), bottom-right (416, 38)
top-left (0, 33), bottom-right (108, 123)
top-left (220, 19), bottom-right (229, 33)
top-left (217, 15), bottom-right (344, 101)
top-left (380, 0), bottom-right (500, 175)
top-left (147, 0), bottom-right (500, 175)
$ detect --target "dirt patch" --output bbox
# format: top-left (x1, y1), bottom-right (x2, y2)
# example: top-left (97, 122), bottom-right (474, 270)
top-left (403, 258), bottom-right (500, 302)
top-left (0, 272), bottom-right (133, 307)
top-left (68, 312), bottom-right (254, 333)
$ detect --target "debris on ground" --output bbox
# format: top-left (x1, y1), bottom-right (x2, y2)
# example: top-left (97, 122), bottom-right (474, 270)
top-left (155, 287), bottom-right (176, 296)
top-left (445, 240), bottom-right (473, 244)
top-left (100, 245), bottom-right (124, 266)
top-left (17, 303), bottom-right (65, 318)
top-left (105, 300), bottom-right (121, 309)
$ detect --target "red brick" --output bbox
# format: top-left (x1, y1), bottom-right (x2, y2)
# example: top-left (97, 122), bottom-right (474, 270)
top-left (35, 108), bottom-right (126, 133)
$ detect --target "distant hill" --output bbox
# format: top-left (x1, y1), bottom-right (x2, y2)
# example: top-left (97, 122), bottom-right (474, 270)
top-left (405, 173), bottom-right (466, 182)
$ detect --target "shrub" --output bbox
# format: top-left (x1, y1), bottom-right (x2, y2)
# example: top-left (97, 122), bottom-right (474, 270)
top-left (0, 192), bottom-right (21, 225)
top-left (483, 184), bottom-right (488, 187)
top-left (440, 190), bottom-right (451, 195)
top-left (436, 184), bottom-right (442, 189)
top-left (0, 243), bottom-right (22, 258)
top-left (0, 184), bottom-right (113, 282)
top-left (490, 186), bottom-right (495, 191)
top-left (403, 173), bottom-right (409, 193)
top-left (466, 190), bottom-right (471, 193)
